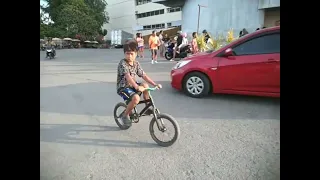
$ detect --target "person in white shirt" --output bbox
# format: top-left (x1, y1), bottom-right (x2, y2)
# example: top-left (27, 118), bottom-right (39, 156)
top-left (158, 30), bottom-right (165, 58)
top-left (178, 32), bottom-right (188, 49)
top-left (172, 32), bottom-right (189, 60)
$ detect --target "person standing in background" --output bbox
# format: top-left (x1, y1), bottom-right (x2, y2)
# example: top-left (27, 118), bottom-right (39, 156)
top-left (158, 30), bottom-right (164, 58)
top-left (148, 30), bottom-right (159, 64)
top-left (136, 33), bottom-right (144, 59)
top-left (172, 31), bottom-right (183, 60)
top-left (191, 32), bottom-right (199, 54)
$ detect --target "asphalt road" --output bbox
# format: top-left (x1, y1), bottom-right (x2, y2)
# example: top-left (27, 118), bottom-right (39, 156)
top-left (40, 49), bottom-right (280, 180)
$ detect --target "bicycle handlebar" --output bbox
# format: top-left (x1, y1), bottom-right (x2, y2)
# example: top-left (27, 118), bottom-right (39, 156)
top-left (145, 87), bottom-right (159, 91)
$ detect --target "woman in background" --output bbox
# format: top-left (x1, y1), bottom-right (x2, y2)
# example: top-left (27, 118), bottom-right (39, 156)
top-left (136, 33), bottom-right (144, 59)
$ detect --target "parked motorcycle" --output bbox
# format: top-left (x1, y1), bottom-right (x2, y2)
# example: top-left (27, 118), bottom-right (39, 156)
top-left (165, 42), bottom-right (191, 60)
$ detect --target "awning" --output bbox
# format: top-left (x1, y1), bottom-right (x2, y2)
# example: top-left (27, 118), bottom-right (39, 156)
top-left (152, 0), bottom-right (186, 7)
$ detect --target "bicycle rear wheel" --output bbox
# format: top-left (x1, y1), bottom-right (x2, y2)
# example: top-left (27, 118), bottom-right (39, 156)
top-left (113, 102), bottom-right (132, 130)
top-left (149, 113), bottom-right (180, 147)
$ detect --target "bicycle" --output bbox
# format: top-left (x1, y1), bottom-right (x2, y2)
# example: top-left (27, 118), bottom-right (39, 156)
top-left (113, 87), bottom-right (180, 147)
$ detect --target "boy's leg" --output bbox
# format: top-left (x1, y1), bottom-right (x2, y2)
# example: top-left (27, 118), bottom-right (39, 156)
top-left (124, 94), bottom-right (140, 116)
top-left (119, 88), bottom-right (141, 125)
top-left (160, 44), bottom-right (164, 57)
top-left (151, 49), bottom-right (154, 64)
top-left (140, 82), bottom-right (153, 115)
top-left (154, 49), bottom-right (158, 63)
top-left (172, 46), bottom-right (177, 61)
top-left (141, 47), bottom-right (144, 58)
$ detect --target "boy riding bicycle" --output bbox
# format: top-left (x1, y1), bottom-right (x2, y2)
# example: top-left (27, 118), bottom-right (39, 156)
top-left (117, 40), bottom-right (162, 125)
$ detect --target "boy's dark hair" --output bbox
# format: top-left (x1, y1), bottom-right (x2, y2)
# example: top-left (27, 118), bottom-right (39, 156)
top-left (152, 30), bottom-right (156, 34)
top-left (123, 40), bottom-right (138, 53)
top-left (160, 30), bottom-right (163, 33)
top-left (192, 32), bottom-right (197, 38)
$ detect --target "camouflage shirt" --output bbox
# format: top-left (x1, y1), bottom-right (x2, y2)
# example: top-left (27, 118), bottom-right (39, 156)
top-left (117, 59), bottom-right (144, 92)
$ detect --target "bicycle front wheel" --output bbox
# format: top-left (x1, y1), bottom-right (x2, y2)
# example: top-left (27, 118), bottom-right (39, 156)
top-left (149, 113), bottom-right (180, 147)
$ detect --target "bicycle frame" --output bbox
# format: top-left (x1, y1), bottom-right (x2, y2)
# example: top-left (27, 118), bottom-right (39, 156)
top-left (126, 88), bottom-right (165, 130)
top-left (134, 90), bottom-right (158, 118)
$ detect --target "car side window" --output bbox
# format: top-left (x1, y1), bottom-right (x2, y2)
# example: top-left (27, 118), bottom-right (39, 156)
top-left (232, 32), bottom-right (280, 56)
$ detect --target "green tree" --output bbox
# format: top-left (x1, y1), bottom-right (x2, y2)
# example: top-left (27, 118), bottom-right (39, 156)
top-left (41, 0), bottom-right (109, 38)
top-left (84, 0), bottom-right (109, 25)
top-left (54, 0), bottom-right (100, 37)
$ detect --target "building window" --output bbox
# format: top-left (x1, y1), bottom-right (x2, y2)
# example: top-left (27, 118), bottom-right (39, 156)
top-left (136, 9), bottom-right (165, 19)
top-left (142, 23), bottom-right (165, 30)
top-left (167, 23), bottom-right (172, 28)
top-left (136, 0), bottom-right (151, 6)
top-left (167, 7), bottom-right (181, 13)
top-left (143, 25), bottom-right (152, 30)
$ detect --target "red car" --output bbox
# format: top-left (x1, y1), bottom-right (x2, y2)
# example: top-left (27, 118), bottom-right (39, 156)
top-left (171, 26), bottom-right (280, 98)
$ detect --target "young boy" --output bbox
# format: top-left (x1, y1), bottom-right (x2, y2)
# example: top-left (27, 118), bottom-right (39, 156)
top-left (117, 40), bottom-right (162, 125)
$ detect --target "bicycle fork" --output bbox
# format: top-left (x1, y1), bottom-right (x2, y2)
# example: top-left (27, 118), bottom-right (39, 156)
top-left (154, 109), bottom-right (166, 132)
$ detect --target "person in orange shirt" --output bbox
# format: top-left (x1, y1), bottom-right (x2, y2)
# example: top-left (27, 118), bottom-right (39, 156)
top-left (148, 30), bottom-right (160, 64)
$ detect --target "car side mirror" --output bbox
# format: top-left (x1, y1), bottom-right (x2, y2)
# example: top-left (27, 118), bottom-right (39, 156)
top-left (223, 48), bottom-right (235, 59)
top-left (224, 48), bottom-right (234, 57)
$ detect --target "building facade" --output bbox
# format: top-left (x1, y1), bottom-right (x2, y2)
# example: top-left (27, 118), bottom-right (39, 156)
top-left (103, 0), bottom-right (182, 40)
top-left (153, 0), bottom-right (280, 37)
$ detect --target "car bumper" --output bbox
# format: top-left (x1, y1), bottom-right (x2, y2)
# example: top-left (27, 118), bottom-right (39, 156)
top-left (171, 68), bottom-right (185, 91)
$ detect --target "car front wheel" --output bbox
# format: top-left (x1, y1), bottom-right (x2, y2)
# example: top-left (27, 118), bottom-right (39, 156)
top-left (183, 72), bottom-right (211, 98)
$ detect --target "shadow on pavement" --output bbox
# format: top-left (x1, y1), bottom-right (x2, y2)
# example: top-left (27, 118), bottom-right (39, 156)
top-left (40, 81), bottom-right (280, 120)
top-left (40, 123), bottom-right (158, 148)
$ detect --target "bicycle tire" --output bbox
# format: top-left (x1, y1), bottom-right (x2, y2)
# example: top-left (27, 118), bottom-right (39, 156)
top-left (149, 113), bottom-right (180, 147)
top-left (113, 102), bottom-right (132, 130)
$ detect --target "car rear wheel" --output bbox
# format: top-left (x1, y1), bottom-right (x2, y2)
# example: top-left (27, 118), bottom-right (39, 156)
top-left (183, 72), bottom-right (211, 98)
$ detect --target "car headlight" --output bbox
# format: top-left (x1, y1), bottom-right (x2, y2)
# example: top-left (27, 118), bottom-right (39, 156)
top-left (172, 60), bottom-right (191, 70)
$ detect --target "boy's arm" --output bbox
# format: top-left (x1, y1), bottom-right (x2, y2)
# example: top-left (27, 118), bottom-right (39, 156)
top-left (136, 62), bottom-right (157, 86)
top-left (125, 74), bottom-right (140, 89)
top-left (142, 74), bottom-right (157, 86)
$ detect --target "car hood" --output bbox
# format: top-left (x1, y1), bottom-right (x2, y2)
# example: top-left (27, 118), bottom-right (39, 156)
top-left (184, 52), bottom-right (210, 60)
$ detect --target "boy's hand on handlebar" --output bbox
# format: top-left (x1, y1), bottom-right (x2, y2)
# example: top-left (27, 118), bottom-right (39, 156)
top-left (155, 84), bottom-right (162, 89)
top-left (137, 86), bottom-right (145, 92)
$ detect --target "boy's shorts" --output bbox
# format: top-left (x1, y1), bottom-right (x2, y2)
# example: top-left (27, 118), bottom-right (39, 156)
top-left (118, 83), bottom-right (142, 101)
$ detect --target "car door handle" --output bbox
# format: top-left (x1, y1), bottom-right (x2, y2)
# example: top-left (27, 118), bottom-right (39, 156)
top-left (266, 59), bottom-right (279, 63)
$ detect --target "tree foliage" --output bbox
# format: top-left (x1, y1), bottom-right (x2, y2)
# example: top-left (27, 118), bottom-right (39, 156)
top-left (40, 0), bottom-right (109, 39)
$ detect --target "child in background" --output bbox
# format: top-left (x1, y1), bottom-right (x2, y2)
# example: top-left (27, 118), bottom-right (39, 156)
top-left (191, 32), bottom-right (199, 54)
top-left (136, 33), bottom-right (144, 59)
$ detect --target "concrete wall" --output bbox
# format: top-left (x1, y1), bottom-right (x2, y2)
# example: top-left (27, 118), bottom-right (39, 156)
top-left (264, 7), bottom-right (280, 27)
top-left (103, 0), bottom-right (136, 40)
top-left (181, 0), bottom-right (265, 38)
top-left (258, 0), bottom-right (280, 9)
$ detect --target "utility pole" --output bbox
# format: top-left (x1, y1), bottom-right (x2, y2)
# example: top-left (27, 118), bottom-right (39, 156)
top-left (197, 4), bottom-right (207, 34)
